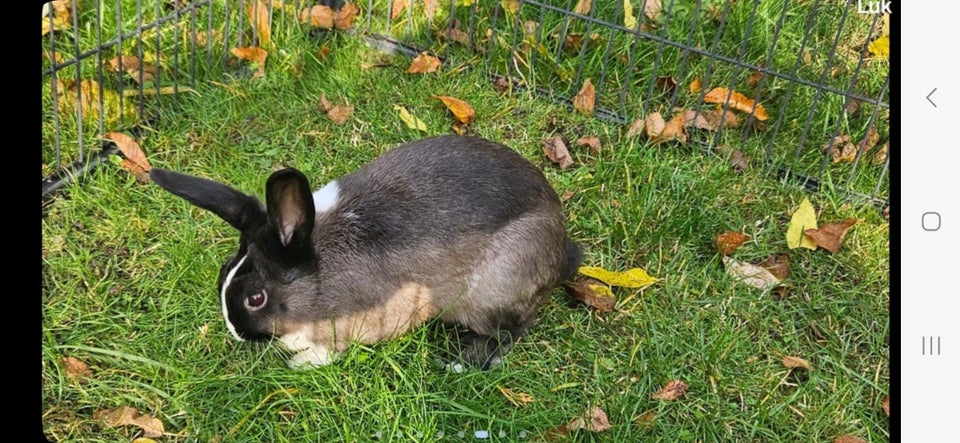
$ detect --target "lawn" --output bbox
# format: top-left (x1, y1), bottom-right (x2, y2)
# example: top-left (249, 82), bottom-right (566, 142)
top-left (42, 1), bottom-right (890, 441)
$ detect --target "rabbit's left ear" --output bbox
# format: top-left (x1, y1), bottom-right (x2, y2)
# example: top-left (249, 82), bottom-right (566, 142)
top-left (265, 168), bottom-right (316, 247)
top-left (150, 168), bottom-right (266, 233)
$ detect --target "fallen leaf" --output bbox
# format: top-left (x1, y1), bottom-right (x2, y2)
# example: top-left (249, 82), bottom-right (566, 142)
top-left (680, 109), bottom-right (713, 130)
top-left (656, 76), bottom-right (678, 94)
top-left (497, 386), bottom-right (534, 407)
top-left (246, 0), bottom-right (271, 46)
top-left (703, 108), bottom-right (740, 129)
top-left (95, 406), bottom-right (164, 438)
top-left (626, 117), bottom-right (645, 137)
top-left (704, 87), bottom-right (768, 121)
top-left (872, 142), bottom-right (888, 165)
top-left (786, 198), bottom-right (818, 250)
top-left (758, 254), bottom-right (790, 281)
top-left (319, 95), bottom-right (353, 125)
top-left (881, 395), bottom-right (890, 416)
top-left (723, 256), bottom-right (781, 291)
top-left (493, 76), bottom-right (512, 93)
top-left (651, 380), bottom-right (687, 401)
top-left (823, 135), bottom-right (857, 163)
top-left (645, 0), bottom-right (662, 21)
top-left (132, 439), bottom-right (159, 443)
top-left (804, 218), bottom-right (858, 254)
top-left (406, 52), bottom-right (441, 74)
top-left (576, 136), bottom-right (601, 154)
top-left (436, 26), bottom-right (470, 46)
top-left (655, 112), bottom-right (686, 143)
top-left (299, 5), bottom-right (334, 28)
top-left (392, 0), bottom-right (409, 19)
top-left (394, 105), bottom-right (428, 132)
top-left (230, 46), bottom-right (268, 78)
top-left (561, 190), bottom-right (576, 201)
top-left (857, 127), bottom-right (880, 154)
top-left (644, 112), bottom-right (665, 138)
top-left (41, 0), bottom-right (72, 36)
top-left (567, 406), bottom-right (610, 433)
top-left (432, 96), bottom-right (476, 124)
top-left (833, 437), bottom-right (867, 443)
top-left (715, 231), bottom-right (749, 256)
top-left (573, 0), bottom-right (592, 15)
top-left (623, 0), bottom-right (637, 29)
top-left (782, 355), bottom-right (811, 370)
top-left (104, 132), bottom-right (152, 183)
top-left (334, 2), bottom-right (360, 30)
top-left (452, 121), bottom-right (469, 135)
top-left (882, 205), bottom-right (890, 220)
top-left (868, 35), bottom-right (889, 60)
top-left (633, 410), bottom-right (656, 427)
top-left (107, 56), bottom-right (158, 84)
top-left (501, 0), bottom-right (520, 15)
top-left (747, 70), bottom-right (763, 88)
top-left (421, 0), bottom-right (439, 19)
top-left (573, 78), bottom-right (596, 116)
top-left (578, 266), bottom-right (658, 288)
top-left (55, 79), bottom-right (139, 126)
top-left (542, 136), bottom-right (574, 169)
top-left (689, 76), bottom-right (702, 95)
top-left (729, 149), bottom-right (749, 174)
top-left (565, 278), bottom-right (617, 312)
top-left (62, 356), bottom-right (92, 381)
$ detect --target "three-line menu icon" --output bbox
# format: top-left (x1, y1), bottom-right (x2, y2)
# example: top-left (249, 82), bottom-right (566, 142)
top-left (921, 336), bottom-right (941, 356)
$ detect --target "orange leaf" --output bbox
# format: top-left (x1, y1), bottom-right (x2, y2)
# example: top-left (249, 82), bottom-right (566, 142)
top-left (432, 95), bottom-right (476, 124)
top-left (715, 231), bottom-right (749, 256)
top-left (299, 5), bottom-right (334, 28)
top-left (230, 46), bottom-right (268, 78)
top-left (881, 395), bottom-right (890, 416)
top-left (655, 112), bottom-right (686, 143)
top-left (703, 87), bottom-right (768, 121)
top-left (573, 78), bottom-right (596, 116)
top-left (104, 132), bottom-right (151, 183)
top-left (245, 0), bottom-right (271, 46)
top-left (804, 218), bottom-right (858, 254)
top-left (391, 0), bottom-right (408, 19)
top-left (652, 379), bottom-right (688, 401)
top-left (782, 355), bottom-right (811, 370)
top-left (334, 2), bottom-right (360, 30)
top-left (689, 76), bottom-right (702, 95)
top-left (406, 52), bottom-right (441, 74)
top-left (319, 95), bottom-right (353, 126)
top-left (62, 356), bottom-right (93, 381)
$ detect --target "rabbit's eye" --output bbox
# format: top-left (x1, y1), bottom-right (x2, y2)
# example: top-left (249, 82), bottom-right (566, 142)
top-left (245, 290), bottom-right (267, 310)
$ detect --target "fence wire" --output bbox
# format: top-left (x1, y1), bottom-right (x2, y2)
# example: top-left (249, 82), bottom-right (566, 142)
top-left (42, 0), bottom-right (890, 206)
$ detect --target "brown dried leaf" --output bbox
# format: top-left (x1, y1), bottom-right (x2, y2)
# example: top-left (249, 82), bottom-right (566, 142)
top-left (645, 0), bottom-right (662, 21)
top-left (62, 356), bottom-right (93, 381)
top-left (782, 355), bottom-right (811, 370)
top-left (95, 406), bottom-right (164, 438)
top-left (573, 0), bottom-right (592, 15)
top-left (644, 112), bottom-right (665, 138)
top-left (704, 87), bottom-right (768, 121)
top-left (55, 79), bottom-right (138, 126)
top-left (652, 379), bottom-right (688, 401)
top-left (872, 142), bottom-right (888, 165)
top-left (565, 278), bottom-right (616, 312)
top-left (729, 149), bottom-right (750, 174)
top-left (391, 0), bottom-right (408, 19)
top-left (497, 386), bottom-right (534, 407)
top-left (104, 132), bottom-right (152, 183)
top-left (573, 78), bottom-right (596, 116)
top-left (107, 56), bottom-right (158, 84)
top-left (319, 95), bottom-right (353, 125)
top-left (406, 52), bottom-right (441, 74)
top-left (680, 109), bottom-right (713, 131)
top-left (41, 0), bottom-right (72, 36)
top-left (881, 395), bottom-right (890, 416)
top-left (432, 95), bottom-right (476, 124)
top-left (299, 5), bottom-right (334, 28)
top-left (656, 112), bottom-right (686, 143)
top-left (561, 190), bottom-right (576, 202)
top-left (567, 406), bottom-right (611, 433)
top-left (715, 231), bottom-right (749, 256)
top-left (723, 256), bottom-right (781, 291)
top-left (833, 436), bottom-right (867, 443)
top-left (493, 76), bottom-right (511, 93)
top-left (758, 254), bottom-right (791, 281)
top-left (542, 136), bottom-right (574, 169)
top-left (882, 205), bottom-right (890, 220)
top-left (633, 410), bottom-right (657, 427)
top-left (626, 118), bottom-right (645, 137)
top-left (703, 108), bottom-right (741, 129)
top-left (656, 76), bottom-right (677, 94)
top-left (804, 218), bottom-right (858, 254)
top-left (437, 27), bottom-right (470, 46)
top-left (747, 70), bottom-right (762, 88)
top-left (823, 135), bottom-right (856, 163)
top-left (334, 2), bottom-right (360, 30)
top-left (857, 126), bottom-right (880, 154)
top-left (689, 76), bottom-right (702, 95)
top-left (230, 46), bottom-right (268, 78)
top-left (246, 0), bottom-right (271, 46)
top-left (576, 136), bottom-right (601, 154)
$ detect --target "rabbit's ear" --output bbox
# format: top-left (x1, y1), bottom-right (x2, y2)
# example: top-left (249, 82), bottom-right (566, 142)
top-left (150, 168), bottom-right (265, 232)
top-left (265, 168), bottom-right (316, 247)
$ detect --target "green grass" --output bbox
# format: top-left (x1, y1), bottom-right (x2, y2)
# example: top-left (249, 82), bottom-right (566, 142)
top-left (42, 1), bottom-right (889, 441)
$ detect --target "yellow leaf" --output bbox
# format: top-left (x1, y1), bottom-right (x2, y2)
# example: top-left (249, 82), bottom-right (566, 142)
top-left (623, 0), bottom-right (637, 29)
top-left (578, 266), bottom-right (658, 288)
top-left (868, 35), bottom-right (889, 60)
top-left (431, 95), bottom-right (475, 124)
top-left (497, 386), bottom-right (534, 407)
top-left (394, 105), bottom-right (428, 132)
top-left (786, 197), bottom-right (818, 250)
top-left (501, 0), bottom-right (520, 15)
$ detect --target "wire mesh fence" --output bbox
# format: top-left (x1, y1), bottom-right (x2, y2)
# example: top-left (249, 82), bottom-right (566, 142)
top-left (42, 0), bottom-right (890, 206)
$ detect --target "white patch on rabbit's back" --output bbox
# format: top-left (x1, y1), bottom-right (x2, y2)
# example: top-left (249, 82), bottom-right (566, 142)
top-left (312, 180), bottom-right (339, 213)
top-left (221, 254), bottom-right (248, 342)
top-left (279, 282), bottom-right (436, 367)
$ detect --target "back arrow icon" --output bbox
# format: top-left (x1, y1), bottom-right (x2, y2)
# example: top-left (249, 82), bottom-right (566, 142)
top-left (928, 88), bottom-right (938, 107)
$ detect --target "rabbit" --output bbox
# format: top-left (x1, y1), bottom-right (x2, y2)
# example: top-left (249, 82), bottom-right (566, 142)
top-left (150, 135), bottom-right (582, 370)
